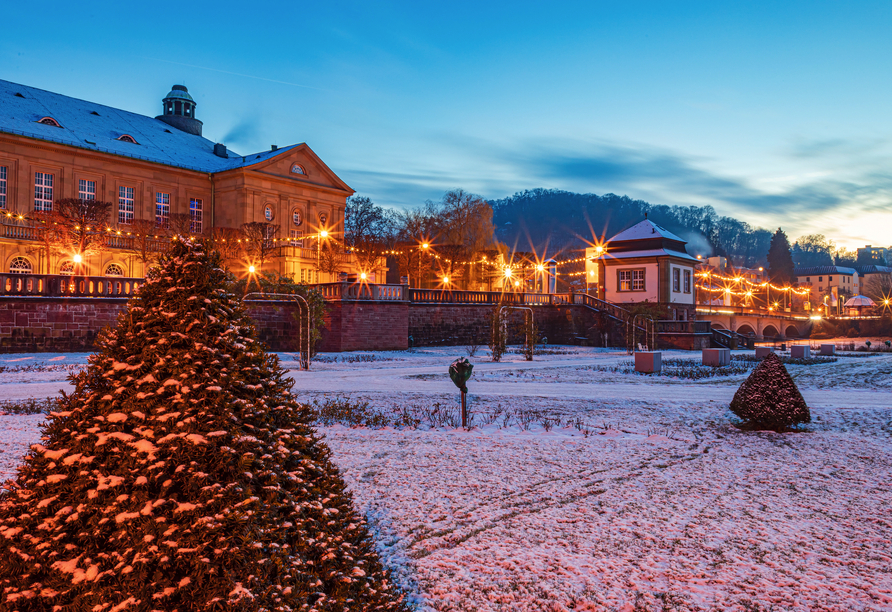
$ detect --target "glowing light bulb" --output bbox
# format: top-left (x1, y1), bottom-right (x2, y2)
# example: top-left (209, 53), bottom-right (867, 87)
top-left (248, 265), bottom-right (256, 274)
top-left (360, 272), bottom-right (367, 280)
top-left (536, 264), bottom-right (545, 272)
top-left (422, 242), bottom-right (429, 249)
top-left (320, 230), bottom-right (328, 238)
top-left (442, 276), bottom-right (449, 284)
top-left (504, 268), bottom-right (512, 278)
top-left (73, 254), bottom-right (82, 263)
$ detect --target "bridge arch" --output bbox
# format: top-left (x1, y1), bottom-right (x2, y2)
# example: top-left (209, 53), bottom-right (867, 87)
top-left (710, 322), bottom-right (726, 330)
top-left (736, 323), bottom-right (756, 336)
top-left (785, 325), bottom-right (800, 338)
top-left (762, 324), bottom-right (780, 338)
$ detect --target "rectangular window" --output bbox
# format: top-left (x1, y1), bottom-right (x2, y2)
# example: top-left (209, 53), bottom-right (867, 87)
top-left (155, 192), bottom-right (170, 228)
top-left (818, 276), bottom-right (823, 282)
top-left (619, 269), bottom-right (645, 291)
top-left (828, 276), bottom-right (833, 282)
top-left (0, 166), bottom-right (6, 209)
top-left (289, 229), bottom-right (304, 247)
top-left (78, 179), bottom-right (96, 200)
top-left (189, 198), bottom-right (203, 234)
top-left (118, 186), bottom-right (134, 225)
top-left (34, 172), bottom-right (53, 211)
top-left (683, 270), bottom-right (691, 293)
top-left (672, 268), bottom-right (680, 292)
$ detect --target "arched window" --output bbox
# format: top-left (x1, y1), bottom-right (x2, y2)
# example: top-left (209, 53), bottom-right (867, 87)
top-left (264, 205), bottom-right (274, 221)
top-left (117, 134), bottom-right (139, 144)
top-left (290, 164), bottom-right (306, 175)
top-left (37, 117), bottom-right (62, 128)
top-left (292, 209), bottom-right (303, 227)
top-left (59, 261), bottom-right (75, 275)
top-left (9, 257), bottom-right (33, 274)
top-left (105, 263), bottom-right (125, 277)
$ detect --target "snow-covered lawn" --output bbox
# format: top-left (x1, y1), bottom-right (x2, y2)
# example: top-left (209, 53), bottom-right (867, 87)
top-left (2, 347), bottom-right (891, 610)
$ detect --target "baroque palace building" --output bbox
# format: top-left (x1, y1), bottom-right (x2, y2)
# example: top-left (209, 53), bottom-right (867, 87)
top-left (0, 78), bottom-right (374, 281)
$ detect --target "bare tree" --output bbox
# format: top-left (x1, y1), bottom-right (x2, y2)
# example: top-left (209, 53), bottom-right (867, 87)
top-left (127, 219), bottom-right (168, 271)
top-left (316, 240), bottom-right (347, 281)
top-left (344, 196), bottom-right (395, 272)
top-left (167, 213), bottom-right (194, 238)
top-left (864, 273), bottom-right (892, 304)
top-left (27, 211), bottom-right (68, 274)
top-left (207, 226), bottom-right (244, 263)
top-left (240, 222), bottom-right (280, 271)
top-left (53, 198), bottom-right (113, 274)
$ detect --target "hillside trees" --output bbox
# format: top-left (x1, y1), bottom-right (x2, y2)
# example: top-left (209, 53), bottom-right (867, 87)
top-left (792, 234), bottom-right (835, 267)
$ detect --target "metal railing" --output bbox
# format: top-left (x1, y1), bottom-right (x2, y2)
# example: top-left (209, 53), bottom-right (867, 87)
top-left (409, 288), bottom-right (572, 305)
top-left (0, 273), bottom-right (141, 297)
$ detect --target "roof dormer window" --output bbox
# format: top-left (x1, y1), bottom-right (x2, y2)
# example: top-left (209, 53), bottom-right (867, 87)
top-left (291, 164), bottom-right (306, 175)
top-left (37, 117), bottom-right (62, 128)
top-left (117, 134), bottom-right (139, 144)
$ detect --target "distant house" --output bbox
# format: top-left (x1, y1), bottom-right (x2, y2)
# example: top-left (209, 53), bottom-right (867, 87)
top-left (795, 266), bottom-right (859, 311)
top-left (587, 218), bottom-right (699, 320)
top-left (856, 245), bottom-right (891, 266)
top-left (856, 265), bottom-right (892, 297)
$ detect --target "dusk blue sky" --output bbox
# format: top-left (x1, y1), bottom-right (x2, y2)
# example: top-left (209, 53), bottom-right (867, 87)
top-left (3, 1), bottom-right (891, 248)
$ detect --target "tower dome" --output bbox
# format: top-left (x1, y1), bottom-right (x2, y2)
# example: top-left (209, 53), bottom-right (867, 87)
top-left (155, 84), bottom-right (203, 136)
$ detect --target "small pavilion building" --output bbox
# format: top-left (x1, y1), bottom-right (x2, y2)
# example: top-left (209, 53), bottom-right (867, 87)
top-left (586, 218), bottom-right (699, 320)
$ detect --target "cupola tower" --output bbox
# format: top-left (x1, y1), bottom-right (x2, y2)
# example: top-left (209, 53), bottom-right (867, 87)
top-left (155, 85), bottom-right (203, 136)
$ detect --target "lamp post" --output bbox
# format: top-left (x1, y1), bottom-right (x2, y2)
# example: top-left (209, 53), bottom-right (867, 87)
top-left (316, 229), bottom-right (328, 282)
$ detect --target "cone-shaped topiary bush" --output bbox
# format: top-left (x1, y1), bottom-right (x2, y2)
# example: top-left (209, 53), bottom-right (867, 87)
top-left (729, 351), bottom-right (811, 431)
top-left (0, 240), bottom-right (406, 611)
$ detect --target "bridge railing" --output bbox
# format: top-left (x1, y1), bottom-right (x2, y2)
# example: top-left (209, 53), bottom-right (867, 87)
top-left (656, 320), bottom-right (711, 334)
top-left (0, 273), bottom-right (142, 298)
top-left (408, 288), bottom-right (572, 305)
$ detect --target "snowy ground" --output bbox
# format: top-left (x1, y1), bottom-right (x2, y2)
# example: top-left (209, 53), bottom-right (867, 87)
top-left (1, 346), bottom-right (891, 611)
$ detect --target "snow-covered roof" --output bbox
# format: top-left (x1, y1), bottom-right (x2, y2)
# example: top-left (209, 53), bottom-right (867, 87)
top-left (0, 79), bottom-right (299, 173)
top-left (606, 219), bottom-right (686, 244)
top-left (856, 265), bottom-right (892, 275)
top-left (598, 248), bottom-right (699, 263)
top-left (795, 266), bottom-right (858, 276)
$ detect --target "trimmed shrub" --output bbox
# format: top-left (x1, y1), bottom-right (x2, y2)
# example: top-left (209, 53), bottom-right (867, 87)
top-left (729, 352), bottom-right (810, 431)
top-left (0, 240), bottom-right (406, 611)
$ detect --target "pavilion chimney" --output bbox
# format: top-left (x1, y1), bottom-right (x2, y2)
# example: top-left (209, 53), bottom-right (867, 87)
top-left (214, 143), bottom-right (227, 158)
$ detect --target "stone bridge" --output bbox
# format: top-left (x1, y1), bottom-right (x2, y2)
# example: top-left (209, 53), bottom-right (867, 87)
top-left (697, 308), bottom-right (813, 340)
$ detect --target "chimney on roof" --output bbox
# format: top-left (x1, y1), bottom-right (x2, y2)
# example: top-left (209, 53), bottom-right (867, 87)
top-left (214, 143), bottom-right (227, 158)
top-left (271, 145), bottom-right (278, 151)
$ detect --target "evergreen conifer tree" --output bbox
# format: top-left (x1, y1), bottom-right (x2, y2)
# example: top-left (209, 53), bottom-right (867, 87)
top-left (767, 228), bottom-right (796, 285)
top-left (729, 352), bottom-right (810, 431)
top-left (0, 240), bottom-right (406, 611)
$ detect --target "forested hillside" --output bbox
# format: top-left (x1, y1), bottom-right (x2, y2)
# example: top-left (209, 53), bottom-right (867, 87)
top-left (488, 189), bottom-right (773, 267)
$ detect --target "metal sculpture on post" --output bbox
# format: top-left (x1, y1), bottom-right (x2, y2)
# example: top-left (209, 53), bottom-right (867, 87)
top-left (449, 357), bottom-right (474, 428)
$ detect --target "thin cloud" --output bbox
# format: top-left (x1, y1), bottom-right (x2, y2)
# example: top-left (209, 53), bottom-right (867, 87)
top-left (143, 57), bottom-right (329, 92)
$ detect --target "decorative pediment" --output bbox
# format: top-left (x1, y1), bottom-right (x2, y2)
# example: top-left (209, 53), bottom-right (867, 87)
top-left (242, 143), bottom-right (353, 194)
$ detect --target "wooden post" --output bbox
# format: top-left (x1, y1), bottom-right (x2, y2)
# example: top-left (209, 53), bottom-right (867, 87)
top-left (461, 390), bottom-right (467, 428)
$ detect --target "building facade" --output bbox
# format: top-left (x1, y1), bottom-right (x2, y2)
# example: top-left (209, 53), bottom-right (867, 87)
top-left (587, 219), bottom-right (699, 320)
top-left (0, 79), bottom-right (377, 281)
top-left (795, 266), bottom-right (860, 314)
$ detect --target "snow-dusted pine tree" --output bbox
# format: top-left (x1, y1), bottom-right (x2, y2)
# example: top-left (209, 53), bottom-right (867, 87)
top-left (729, 352), bottom-right (811, 431)
top-left (0, 240), bottom-right (406, 611)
